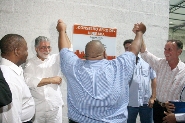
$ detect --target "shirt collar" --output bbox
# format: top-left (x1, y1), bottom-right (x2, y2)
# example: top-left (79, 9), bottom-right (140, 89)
top-left (176, 59), bottom-right (185, 71)
top-left (1, 58), bottom-right (23, 76)
top-left (166, 59), bottom-right (184, 71)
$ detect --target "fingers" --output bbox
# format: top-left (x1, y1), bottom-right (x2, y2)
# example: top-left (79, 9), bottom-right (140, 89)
top-left (58, 77), bottom-right (62, 84)
top-left (132, 23), bottom-right (140, 33)
top-left (162, 112), bottom-right (168, 123)
top-left (58, 19), bottom-right (63, 23)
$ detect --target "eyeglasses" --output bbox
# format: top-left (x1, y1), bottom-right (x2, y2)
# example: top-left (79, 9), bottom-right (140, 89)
top-left (39, 46), bottom-right (51, 50)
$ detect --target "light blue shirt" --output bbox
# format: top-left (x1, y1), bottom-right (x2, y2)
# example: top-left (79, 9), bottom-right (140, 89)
top-left (60, 48), bottom-right (136, 123)
top-left (129, 55), bottom-right (156, 107)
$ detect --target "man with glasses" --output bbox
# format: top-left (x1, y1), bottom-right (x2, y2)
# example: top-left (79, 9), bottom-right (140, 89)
top-left (24, 36), bottom-right (66, 123)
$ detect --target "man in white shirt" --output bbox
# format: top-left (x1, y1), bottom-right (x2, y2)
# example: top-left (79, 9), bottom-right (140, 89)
top-left (133, 24), bottom-right (185, 123)
top-left (0, 34), bottom-right (35, 123)
top-left (24, 36), bottom-right (64, 123)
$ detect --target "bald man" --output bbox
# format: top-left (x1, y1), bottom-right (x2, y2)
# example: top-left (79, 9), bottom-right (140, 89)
top-left (56, 19), bottom-right (146, 123)
top-left (0, 34), bottom-right (35, 123)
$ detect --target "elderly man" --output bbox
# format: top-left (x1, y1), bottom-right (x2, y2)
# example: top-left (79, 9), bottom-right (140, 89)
top-left (24, 36), bottom-right (64, 123)
top-left (56, 19), bottom-right (146, 123)
top-left (0, 34), bottom-right (35, 123)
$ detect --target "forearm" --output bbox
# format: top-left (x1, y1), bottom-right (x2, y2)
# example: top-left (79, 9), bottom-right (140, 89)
top-left (140, 38), bottom-right (146, 53)
top-left (151, 78), bottom-right (157, 99)
top-left (58, 31), bottom-right (68, 51)
top-left (65, 33), bottom-right (71, 48)
top-left (37, 76), bottom-right (62, 87)
top-left (130, 31), bottom-right (143, 56)
top-left (37, 78), bottom-right (52, 87)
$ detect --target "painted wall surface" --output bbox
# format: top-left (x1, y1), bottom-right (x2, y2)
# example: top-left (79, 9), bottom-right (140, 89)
top-left (0, 0), bottom-right (169, 122)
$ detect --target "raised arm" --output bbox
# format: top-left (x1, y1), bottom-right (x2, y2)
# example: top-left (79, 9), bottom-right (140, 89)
top-left (130, 23), bottom-right (146, 56)
top-left (140, 37), bottom-right (146, 53)
top-left (56, 19), bottom-right (71, 51)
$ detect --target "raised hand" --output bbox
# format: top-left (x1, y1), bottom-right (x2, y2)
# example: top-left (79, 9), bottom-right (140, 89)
top-left (138, 22), bottom-right (146, 34)
top-left (56, 19), bottom-right (67, 32)
top-left (132, 22), bottom-right (146, 34)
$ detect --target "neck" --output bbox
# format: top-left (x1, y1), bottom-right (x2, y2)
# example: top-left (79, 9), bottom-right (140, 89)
top-left (168, 59), bottom-right (179, 70)
top-left (2, 55), bottom-right (19, 66)
top-left (86, 55), bottom-right (104, 60)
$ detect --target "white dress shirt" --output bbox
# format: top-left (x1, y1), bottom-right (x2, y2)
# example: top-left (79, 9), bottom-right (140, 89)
top-left (140, 50), bottom-right (185, 103)
top-left (24, 54), bottom-right (64, 112)
top-left (0, 58), bottom-right (35, 123)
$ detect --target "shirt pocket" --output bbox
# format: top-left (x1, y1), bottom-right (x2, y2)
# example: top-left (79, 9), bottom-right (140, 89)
top-left (141, 69), bottom-right (149, 77)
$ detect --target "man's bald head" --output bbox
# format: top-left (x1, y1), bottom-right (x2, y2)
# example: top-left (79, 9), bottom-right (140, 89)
top-left (85, 40), bottom-right (105, 60)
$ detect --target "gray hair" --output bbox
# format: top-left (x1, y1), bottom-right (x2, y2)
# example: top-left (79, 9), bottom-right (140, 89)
top-left (35, 36), bottom-right (50, 47)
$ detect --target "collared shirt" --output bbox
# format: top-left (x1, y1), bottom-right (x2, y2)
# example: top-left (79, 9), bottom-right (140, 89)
top-left (140, 50), bottom-right (185, 103)
top-left (129, 55), bottom-right (156, 107)
top-left (24, 54), bottom-right (64, 112)
top-left (0, 58), bottom-right (35, 123)
top-left (60, 48), bottom-right (136, 123)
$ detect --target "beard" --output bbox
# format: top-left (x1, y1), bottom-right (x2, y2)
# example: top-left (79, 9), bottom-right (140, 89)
top-left (37, 51), bottom-right (50, 59)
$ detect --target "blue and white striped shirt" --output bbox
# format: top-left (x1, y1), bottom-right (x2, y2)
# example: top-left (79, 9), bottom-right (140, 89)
top-left (60, 48), bottom-right (136, 123)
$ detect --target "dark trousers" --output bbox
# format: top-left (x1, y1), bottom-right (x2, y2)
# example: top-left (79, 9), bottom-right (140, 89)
top-left (153, 100), bottom-right (167, 123)
top-left (69, 119), bottom-right (78, 123)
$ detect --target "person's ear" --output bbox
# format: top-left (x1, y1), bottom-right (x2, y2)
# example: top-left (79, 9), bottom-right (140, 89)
top-left (178, 49), bottom-right (182, 55)
top-left (104, 51), bottom-right (107, 59)
top-left (14, 48), bottom-right (19, 56)
top-left (35, 47), bottom-right (38, 52)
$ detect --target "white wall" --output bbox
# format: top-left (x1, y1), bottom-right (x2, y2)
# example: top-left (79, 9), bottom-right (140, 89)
top-left (0, 0), bottom-right (169, 122)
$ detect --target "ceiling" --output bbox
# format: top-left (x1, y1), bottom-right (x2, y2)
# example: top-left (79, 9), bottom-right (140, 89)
top-left (169, 0), bottom-right (185, 32)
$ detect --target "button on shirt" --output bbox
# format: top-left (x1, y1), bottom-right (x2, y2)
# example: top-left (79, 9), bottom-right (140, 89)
top-left (129, 55), bottom-right (156, 107)
top-left (0, 58), bottom-right (35, 123)
top-left (24, 54), bottom-right (64, 112)
top-left (140, 50), bottom-right (185, 103)
top-left (60, 48), bottom-right (136, 123)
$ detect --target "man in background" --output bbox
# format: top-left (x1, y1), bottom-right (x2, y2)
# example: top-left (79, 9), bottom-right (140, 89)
top-left (24, 36), bottom-right (64, 123)
top-left (123, 39), bottom-right (156, 123)
top-left (0, 34), bottom-right (35, 123)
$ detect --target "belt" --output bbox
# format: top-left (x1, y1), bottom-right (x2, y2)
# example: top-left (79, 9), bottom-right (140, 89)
top-left (156, 100), bottom-right (165, 107)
